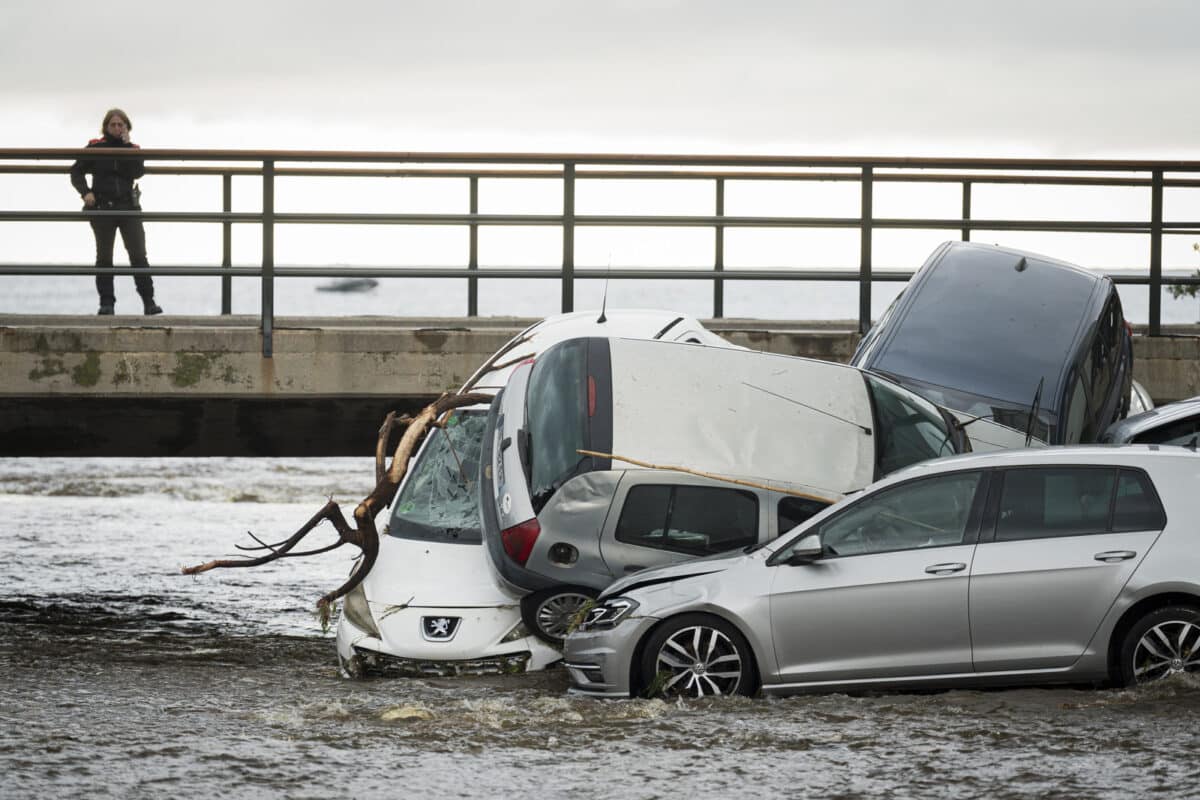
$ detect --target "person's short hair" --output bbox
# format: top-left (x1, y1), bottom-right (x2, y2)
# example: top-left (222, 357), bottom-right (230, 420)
top-left (101, 108), bottom-right (132, 134)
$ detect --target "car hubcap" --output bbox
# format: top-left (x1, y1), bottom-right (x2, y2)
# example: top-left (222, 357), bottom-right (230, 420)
top-left (536, 592), bottom-right (592, 640)
top-left (655, 625), bottom-right (742, 697)
top-left (1133, 620), bottom-right (1200, 682)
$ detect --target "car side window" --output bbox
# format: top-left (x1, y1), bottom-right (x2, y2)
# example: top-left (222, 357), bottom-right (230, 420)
top-left (1111, 469), bottom-right (1167, 532)
top-left (1132, 417), bottom-right (1200, 447)
top-left (817, 472), bottom-right (981, 557)
top-left (615, 484), bottom-right (759, 556)
top-left (778, 496), bottom-right (831, 535)
top-left (995, 467), bottom-right (1116, 541)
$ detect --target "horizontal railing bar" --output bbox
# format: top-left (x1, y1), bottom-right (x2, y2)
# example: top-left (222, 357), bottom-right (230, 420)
top-left (5, 210), bottom-right (1190, 234)
top-left (4, 148), bottom-right (1200, 172)
top-left (8, 162), bottom-right (1200, 188)
top-left (4, 263), bottom-right (1197, 284)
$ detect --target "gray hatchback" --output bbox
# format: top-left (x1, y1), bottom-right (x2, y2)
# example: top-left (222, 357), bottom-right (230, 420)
top-left (564, 446), bottom-right (1200, 697)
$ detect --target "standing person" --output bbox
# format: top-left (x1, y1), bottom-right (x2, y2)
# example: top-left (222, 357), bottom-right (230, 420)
top-left (69, 108), bottom-right (162, 315)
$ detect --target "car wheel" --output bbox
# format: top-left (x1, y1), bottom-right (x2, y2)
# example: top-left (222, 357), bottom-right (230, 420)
top-left (1117, 605), bottom-right (1200, 686)
top-left (521, 585), bottom-right (597, 645)
top-left (639, 613), bottom-right (757, 698)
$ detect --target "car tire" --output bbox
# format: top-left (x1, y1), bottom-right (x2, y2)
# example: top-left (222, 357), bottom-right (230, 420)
top-left (1117, 605), bottom-right (1200, 687)
top-left (521, 585), bottom-right (598, 645)
top-left (639, 613), bottom-right (758, 698)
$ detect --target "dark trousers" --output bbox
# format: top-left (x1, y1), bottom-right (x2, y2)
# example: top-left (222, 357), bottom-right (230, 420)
top-left (90, 204), bottom-right (154, 305)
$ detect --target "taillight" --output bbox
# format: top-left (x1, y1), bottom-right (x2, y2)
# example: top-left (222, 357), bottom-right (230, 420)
top-left (501, 518), bottom-right (541, 566)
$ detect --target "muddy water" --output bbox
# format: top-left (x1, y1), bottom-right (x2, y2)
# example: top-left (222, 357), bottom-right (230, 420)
top-left (2, 458), bottom-right (1198, 799)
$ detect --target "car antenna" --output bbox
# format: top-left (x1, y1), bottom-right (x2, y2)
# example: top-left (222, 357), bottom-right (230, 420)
top-left (742, 382), bottom-right (872, 434)
top-left (1024, 376), bottom-right (1045, 447)
top-left (597, 254), bottom-right (611, 324)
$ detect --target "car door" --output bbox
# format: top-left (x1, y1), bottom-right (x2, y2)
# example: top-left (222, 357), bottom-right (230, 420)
top-left (969, 466), bottom-right (1166, 672)
top-left (768, 470), bottom-right (986, 684)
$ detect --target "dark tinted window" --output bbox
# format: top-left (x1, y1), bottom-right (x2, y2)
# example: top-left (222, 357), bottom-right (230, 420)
top-left (527, 340), bottom-right (589, 504)
top-left (616, 484), bottom-right (759, 556)
top-left (866, 375), bottom-right (957, 475)
top-left (1112, 469), bottom-right (1167, 532)
top-left (996, 467), bottom-right (1116, 541)
top-left (388, 410), bottom-right (488, 544)
top-left (1132, 417), bottom-right (1200, 447)
top-left (818, 471), bottom-right (982, 557)
top-left (779, 495), bottom-right (831, 534)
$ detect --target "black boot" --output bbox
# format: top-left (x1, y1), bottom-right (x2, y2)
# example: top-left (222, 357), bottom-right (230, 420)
top-left (98, 304), bottom-right (115, 315)
top-left (143, 299), bottom-right (163, 316)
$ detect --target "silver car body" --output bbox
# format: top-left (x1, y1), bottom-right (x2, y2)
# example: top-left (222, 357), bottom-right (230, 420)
top-left (564, 446), bottom-right (1199, 696)
top-left (1102, 396), bottom-right (1200, 446)
top-left (336, 309), bottom-right (736, 674)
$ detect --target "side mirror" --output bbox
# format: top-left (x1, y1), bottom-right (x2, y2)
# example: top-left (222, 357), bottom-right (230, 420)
top-left (784, 534), bottom-right (824, 566)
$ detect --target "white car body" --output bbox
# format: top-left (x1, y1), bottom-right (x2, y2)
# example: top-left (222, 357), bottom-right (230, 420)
top-left (336, 310), bottom-right (735, 676)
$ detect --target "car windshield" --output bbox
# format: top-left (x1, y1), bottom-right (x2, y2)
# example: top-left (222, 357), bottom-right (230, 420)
top-left (387, 409), bottom-right (488, 544)
top-left (883, 373), bottom-right (1055, 442)
top-left (526, 339), bottom-right (590, 507)
top-left (866, 374), bottom-right (958, 475)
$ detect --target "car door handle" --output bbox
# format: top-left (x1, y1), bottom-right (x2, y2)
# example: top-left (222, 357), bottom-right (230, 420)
top-left (1094, 550), bottom-right (1137, 563)
top-left (924, 562), bottom-right (967, 575)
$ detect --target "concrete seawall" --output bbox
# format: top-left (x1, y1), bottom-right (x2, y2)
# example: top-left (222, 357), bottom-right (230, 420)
top-left (2, 315), bottom-right (1198, 455)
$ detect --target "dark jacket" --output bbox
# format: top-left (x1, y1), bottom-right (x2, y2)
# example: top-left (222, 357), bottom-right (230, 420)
top-left (69, 134), bottom-right (144, 203)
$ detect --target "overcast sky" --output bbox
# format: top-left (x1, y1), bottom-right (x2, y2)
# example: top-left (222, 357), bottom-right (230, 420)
top-left (4, 0), bottom-right (1199, 156)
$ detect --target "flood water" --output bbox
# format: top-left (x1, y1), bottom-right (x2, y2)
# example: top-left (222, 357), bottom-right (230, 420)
top-left (2, 457), bottom-right (1199, 799)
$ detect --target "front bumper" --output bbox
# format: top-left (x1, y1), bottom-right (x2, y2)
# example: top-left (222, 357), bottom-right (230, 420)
top-left (562, 616), bottom-right (659, 698)
top-left (336, 603), bottom-right (561, 677)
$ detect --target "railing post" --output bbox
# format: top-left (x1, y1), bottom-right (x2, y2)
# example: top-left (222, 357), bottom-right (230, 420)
top-left (859, 166), bottom-right (874, 334)
top-left (221, 173), bottom-right (232, 315)
top-left (562, 162), bottom-right (575, 313)
top-left (1149, 169), bottom-right (1163, 336)
top-left (468, 176), bottom-right (479, 317)
top-left (714, 177), bottom-right (725, 319)
top-left (961, 180), bottom-right (972, 242)
top-left (262, 159), bottom-right (275, 358)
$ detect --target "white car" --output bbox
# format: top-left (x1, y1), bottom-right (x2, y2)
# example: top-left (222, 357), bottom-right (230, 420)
top-left (335, 310), bottom-right (734, 677)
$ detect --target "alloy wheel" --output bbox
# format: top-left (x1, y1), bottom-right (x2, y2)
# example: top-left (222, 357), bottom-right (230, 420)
top-left (535, 591), bottom-right (593, 641)
top-left (654, 625), bottom-right (743, 697)
top-left (1132, 620), bottom-right (1200, 682)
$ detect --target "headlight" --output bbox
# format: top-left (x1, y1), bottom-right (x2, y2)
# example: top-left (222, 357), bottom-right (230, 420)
top-left (500, 621), bottom-right (531, 643)
top-left (342, 581), bottom-right (380, 638)
top-left (577, 597), bottom-right (639, 631)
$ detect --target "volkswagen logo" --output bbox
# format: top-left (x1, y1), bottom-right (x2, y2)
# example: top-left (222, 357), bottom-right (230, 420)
top-left (421, 616), bottom-right (461, 642)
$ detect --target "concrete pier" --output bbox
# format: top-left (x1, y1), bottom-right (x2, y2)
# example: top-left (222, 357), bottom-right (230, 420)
top-left (2, 314), bottom-right (1197, 456)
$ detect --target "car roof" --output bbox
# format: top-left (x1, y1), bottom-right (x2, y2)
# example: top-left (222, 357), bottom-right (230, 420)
top-left (604, 338), bottom-right (877, 496)
top-left (861, 241), bottom-right (1109, 414)
top-left (881, 443), bottom-right (1200, 484)
top-left (1104, 396), bottom-right (1200, 443)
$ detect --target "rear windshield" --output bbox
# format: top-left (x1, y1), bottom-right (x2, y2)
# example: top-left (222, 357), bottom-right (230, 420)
top-left (526, 339), bottom-right (590, 506)
top-left (867, 374), bottom-right (958, 475)
top-left (387, 409), bottom-right (487, 545)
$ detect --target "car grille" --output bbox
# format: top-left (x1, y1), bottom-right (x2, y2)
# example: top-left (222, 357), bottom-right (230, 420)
top-left (352, 646), bottom-right (531, 677)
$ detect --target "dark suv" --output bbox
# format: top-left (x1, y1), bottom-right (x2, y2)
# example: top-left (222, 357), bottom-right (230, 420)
top-left (852, 241), bottom-right (1133, 444)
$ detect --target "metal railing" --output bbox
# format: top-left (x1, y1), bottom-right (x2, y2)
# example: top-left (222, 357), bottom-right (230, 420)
top-left (2, 148), bottom-right (1200, 357)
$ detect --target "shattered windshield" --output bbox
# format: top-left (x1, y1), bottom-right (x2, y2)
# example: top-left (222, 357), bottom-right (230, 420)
top-left (387, 409), bottom-right (488, 545)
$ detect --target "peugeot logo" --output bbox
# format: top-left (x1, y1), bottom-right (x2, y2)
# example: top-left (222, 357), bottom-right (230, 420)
top-left (421, 616), bottom-right (461, 642)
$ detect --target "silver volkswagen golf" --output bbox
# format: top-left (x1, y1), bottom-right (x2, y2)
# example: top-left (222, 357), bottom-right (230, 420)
top-left (564, 446), bottom-right (1200, 697)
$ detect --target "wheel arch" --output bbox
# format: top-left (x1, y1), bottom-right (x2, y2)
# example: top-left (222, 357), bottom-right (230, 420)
top-left (1105, 591), bottom-right (1200, 681)
top-left (627, 608), bottom-right (762, 697)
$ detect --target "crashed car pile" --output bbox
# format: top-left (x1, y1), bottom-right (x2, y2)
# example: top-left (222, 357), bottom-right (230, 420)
top-left (337, 241), bottom-right (1200, 697)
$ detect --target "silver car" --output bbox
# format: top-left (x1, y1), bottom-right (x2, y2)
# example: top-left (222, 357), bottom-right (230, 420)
top-left (564, 446), bottom-right (1200, 697)
top-left (1102, 396), bottom-right (1200, 447)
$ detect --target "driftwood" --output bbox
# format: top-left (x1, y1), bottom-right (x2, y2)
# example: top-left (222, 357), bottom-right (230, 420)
top-left (182, 391), bottom-right (489, 609)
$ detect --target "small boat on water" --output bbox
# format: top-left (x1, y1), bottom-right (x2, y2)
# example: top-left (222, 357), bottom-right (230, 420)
top-left (316, 277), bottom-right (380, 293)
